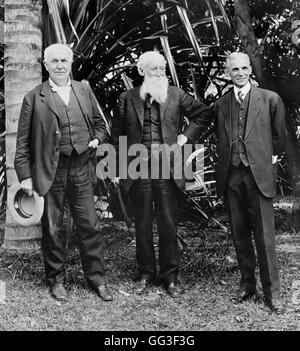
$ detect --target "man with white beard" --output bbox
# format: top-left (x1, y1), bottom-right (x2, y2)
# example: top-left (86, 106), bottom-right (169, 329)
top-left (112, 51), bottom-right (212, 297)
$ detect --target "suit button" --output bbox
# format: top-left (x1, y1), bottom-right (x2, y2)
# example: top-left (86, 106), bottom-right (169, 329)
top-left (55, 131), bottom-right (59, 134)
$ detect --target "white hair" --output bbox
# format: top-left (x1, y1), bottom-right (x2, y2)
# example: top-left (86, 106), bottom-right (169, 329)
top-left (44, 43), bottom-right (73, 63)
top-left (225, 52), bottom-right (250, 69)
top-left (137, 51), bottom-right (166, 76)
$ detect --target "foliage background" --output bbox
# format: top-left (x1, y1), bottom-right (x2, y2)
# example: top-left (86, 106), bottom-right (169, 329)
top-left (0, 1), bottom-right (299, 332)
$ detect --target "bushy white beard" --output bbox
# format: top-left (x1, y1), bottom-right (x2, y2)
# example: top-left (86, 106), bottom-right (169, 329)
top-left (140, 76), bottom-right (169, 104)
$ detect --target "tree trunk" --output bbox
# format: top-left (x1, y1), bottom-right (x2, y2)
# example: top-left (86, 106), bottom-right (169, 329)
top-left (234, 0), bottom-right (300, 232)
top-left (234, 0), bottom-right (265, 86)
top-left (3, 0), bottom-right (43, 250)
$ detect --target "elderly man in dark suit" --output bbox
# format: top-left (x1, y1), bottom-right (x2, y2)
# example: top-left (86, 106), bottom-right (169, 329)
top-left (14, 43), bottom-right (113, 302)
top-left (112, 51), bottom-right (211, 297)
top-left (213, 52), bottom-right (286, 312)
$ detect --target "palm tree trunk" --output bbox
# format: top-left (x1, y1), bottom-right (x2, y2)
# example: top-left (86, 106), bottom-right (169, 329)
top-left (3, 0), bottom-right (43, 250)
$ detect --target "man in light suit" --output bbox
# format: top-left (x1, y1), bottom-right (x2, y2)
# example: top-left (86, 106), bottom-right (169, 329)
top-left (14, 43), bottom-right (113, 302)
top-left (112, 51), bottom-right (211, 297)
top-left (213, 52), bottom-right (286, 312)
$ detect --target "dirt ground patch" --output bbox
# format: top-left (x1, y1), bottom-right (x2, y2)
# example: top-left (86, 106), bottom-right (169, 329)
top-left (0, 205), bottom-right (299, 331)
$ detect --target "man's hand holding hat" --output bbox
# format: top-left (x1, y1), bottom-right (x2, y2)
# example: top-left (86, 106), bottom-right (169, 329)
top-left (88, 138), bottom-right (100, 149)
top-left (21, 177), bottom-right (33, 196)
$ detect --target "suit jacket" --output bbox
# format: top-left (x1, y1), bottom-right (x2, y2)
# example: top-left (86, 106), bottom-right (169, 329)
top-left (112, 85), bottom-right (212, 194)
top-left (14, 79), bottom-right (107, 196)
top-left (213, 85), bottom-right (287, 198)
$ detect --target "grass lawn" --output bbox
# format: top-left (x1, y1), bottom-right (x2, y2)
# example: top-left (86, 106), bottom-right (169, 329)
top-left (0, 206), bottom-right (299, 331)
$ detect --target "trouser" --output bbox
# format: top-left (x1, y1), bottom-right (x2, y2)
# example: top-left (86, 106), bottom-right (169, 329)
top-left (41, 152), bottom-right (105, 289)
top-left (129, 178), bottom-right (179, 285)
top-left (225, 164), bottom-right (280, 299)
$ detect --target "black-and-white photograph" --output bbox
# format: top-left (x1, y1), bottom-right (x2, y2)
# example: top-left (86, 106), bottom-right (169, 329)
top-left (0, 0), bottom-right (299, 335)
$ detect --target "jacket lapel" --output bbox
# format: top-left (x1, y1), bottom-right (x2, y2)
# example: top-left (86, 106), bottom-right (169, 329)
top-left (71, 81), bottom-right (88, 116)
top-left (159, 88), bottom-right (169, 121)
top-left (223, 91), bottom-right (232, 141)
top-left (72, 81), bottom-right (94, 137)
top-left (132, 88), bottom-right (144, 126)
top-left (245, 86), bottom-right (262, 139)
top-left (40, 81), bottom-right (61, 120)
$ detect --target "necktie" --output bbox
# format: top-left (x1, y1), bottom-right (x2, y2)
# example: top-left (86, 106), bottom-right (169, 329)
top-left (145, 93), bottom-right (152, 108)
top-left (237, 90), bottom-right (244, 104)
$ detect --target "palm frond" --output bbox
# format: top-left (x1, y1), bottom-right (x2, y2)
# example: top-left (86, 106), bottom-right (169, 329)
top-left (176, 4), bottom-right (211, 85)
top-left (205, 0), bottom-right (220, 45)
top-left (157, 2), bottom-right (180, 87)
top-left (215, 0), bottom-right (231, 28)
top-left (75, 0), bottom-right (126, 50)
top-left (46, 0), bottom-right (67, 43)
top-left (61, 0), bottom-right (80, 42)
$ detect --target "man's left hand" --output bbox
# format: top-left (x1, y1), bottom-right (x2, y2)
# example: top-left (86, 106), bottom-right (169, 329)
top-left (177, 134), bottom-right (188, 148)
top-left (88, 138), bottom-right (100, 149)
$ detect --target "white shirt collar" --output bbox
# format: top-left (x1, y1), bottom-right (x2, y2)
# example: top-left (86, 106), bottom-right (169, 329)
top-left (49, 78), bottom-right (72, 105)
top-left (234, 82), bottom-right (251, 99)
top-left (49, 77), bottom-right (71, 90)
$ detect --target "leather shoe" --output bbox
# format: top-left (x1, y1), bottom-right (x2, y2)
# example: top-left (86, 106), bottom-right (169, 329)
top-left (133, 278), bottom-right (148, 294)
top-left (51, 282), bottom-right (68, 302)
top-left (166, 282), bottom-right (184, 298)
top-left (97, 285), bottom-right (113, 301)
top-left (238, 290), bottom-right (256, 302)
top-left (264, 297), bottom-right (281, 313)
